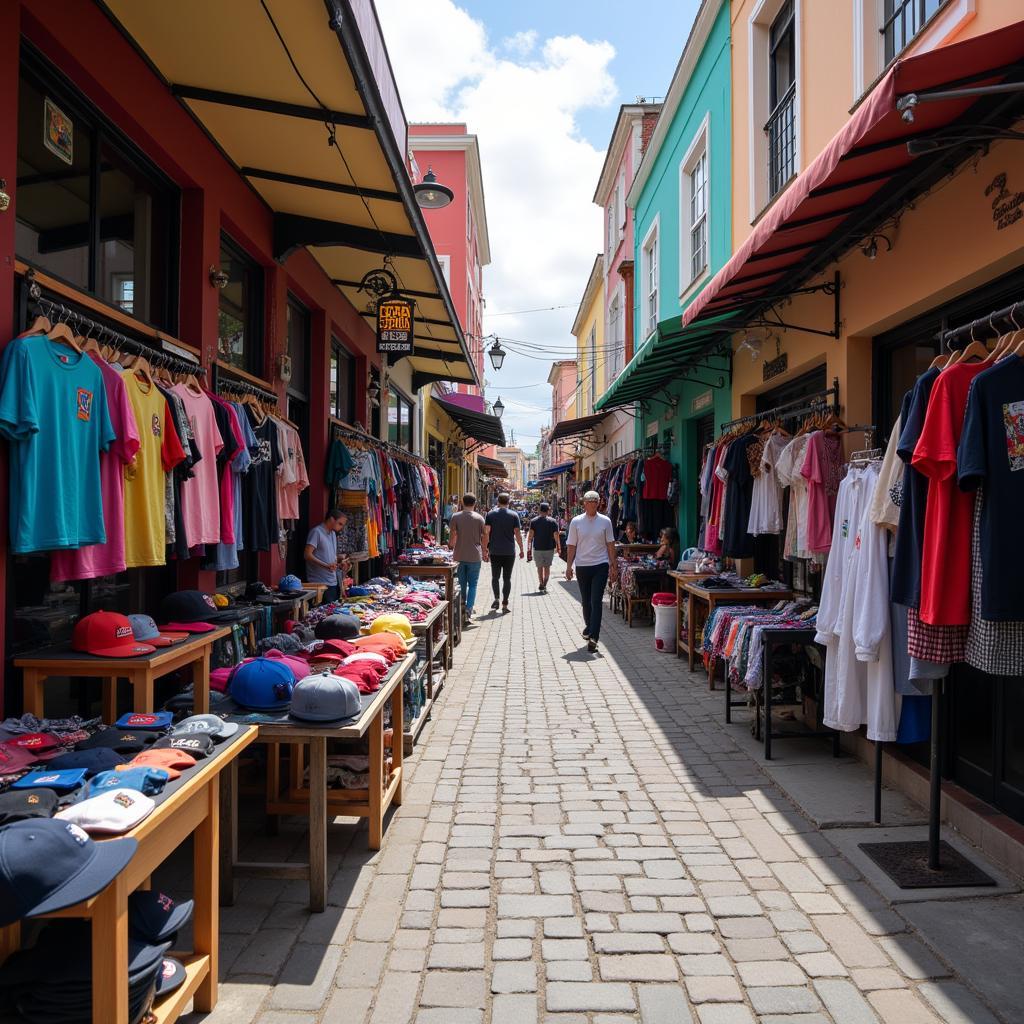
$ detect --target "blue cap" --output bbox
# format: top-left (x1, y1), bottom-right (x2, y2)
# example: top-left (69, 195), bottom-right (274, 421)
top-left (228, 658), bottom-right (294, 710)
top-left (88, 766), bottom-right (169, 797)
top-left (46, 748), bottom-right (127, 778)
top-left (13, 768), bottom-right (88, 793)
top-left (278, 574), bottom-right (303, 594)
top-left (0, 819), bottom-right (137, 926)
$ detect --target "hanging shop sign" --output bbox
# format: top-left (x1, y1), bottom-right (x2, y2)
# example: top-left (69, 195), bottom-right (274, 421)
top-left (691, 389), bottom-right (713, 413)
top-left (43, 98), bottom-right (73, 165)
top-left (985, 173), bottom-right (1024, 231)
top-left (763, 351), bottom-right (788, 382)
top-left (376, 296), bottom-right (414, 355)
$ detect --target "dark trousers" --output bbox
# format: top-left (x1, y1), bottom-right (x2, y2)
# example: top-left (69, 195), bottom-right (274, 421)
top-left (577, 562), bottom-right (609, 641)
top-left (490, 554), bottom-right (516, 601)
top-left (322, 585), bottom-right (340, 605)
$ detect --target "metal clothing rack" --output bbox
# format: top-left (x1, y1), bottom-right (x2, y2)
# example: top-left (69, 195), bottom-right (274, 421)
top-left (938, 297), bottom-right (1024, 349)
top-left (720, 377), bottom-right (841, 434)
top-left (329, 417), bottom-right (430, 468)
top-left (29, 295), bottom-right (204, 378)
top-left (601, 442), bottom-right (672, 471)
top-left (214, 372), bottom-right (278, 405)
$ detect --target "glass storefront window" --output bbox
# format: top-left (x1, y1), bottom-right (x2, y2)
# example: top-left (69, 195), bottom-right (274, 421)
top-left (217, 237), bottom-right (263, 376)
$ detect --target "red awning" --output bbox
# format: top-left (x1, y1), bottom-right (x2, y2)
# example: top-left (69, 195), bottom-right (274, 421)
top-left (683, 22), bottom-right (1024, 327)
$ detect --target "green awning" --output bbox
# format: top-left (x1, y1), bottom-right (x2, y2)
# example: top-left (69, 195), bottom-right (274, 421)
top-left (595, 307), bottom-right (746, 411)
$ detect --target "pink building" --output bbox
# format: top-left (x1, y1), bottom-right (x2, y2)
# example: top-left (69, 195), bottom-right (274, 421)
top-left (546, 359), bottom-right (579, 467)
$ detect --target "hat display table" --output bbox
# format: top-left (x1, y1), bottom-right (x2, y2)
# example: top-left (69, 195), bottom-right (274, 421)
top-left (15, 628), bottom-right (230, 721)
top-left (0, 725), bottom-right (256, 1024)
top-left (406, 604), bottom-right (447, 755)
top-left (397, 563), bottom-right (455, 669)
top-left (221, 653), bottom-right (412, 912)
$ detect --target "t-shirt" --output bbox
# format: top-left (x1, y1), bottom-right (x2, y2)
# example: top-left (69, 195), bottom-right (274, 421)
top-left (529, 516), bottom-right (559, 551)
top-left (720, 434), bottom-right (756, 558)
top-left (50, 355), bottom-right (141, 581)
top-left (912, 360), bottom-right (986, 626)
top-left (305, 523), bottom-right (340, 585)
top-left (958, 355), bottom-right (1024, 620)
top-left (0, 336), bottom-right (116, 553)
top-left (171, 384), bottom-right (224, 547)
top-left (485, 507), bottom-right (521, 556)
top-left (450, 509), bottom-right (486, 562)
top-left (567, 512), bottom-right (615, 567)
top-left (122, 372), bottom-right (186, 567)
top-left (641, 455), bottom-right (671, 500)
top-left (244, 413), bottom-right (283, 552)
top-left (326, 438), bottom-right (354, 485)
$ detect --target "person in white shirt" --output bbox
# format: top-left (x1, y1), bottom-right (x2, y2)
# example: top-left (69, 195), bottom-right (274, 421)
top-left (564, 491), bottom-right (618, 653)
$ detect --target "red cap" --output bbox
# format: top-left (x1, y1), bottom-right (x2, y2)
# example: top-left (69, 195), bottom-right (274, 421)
top-left (72, 611), bottom-right (156, 658)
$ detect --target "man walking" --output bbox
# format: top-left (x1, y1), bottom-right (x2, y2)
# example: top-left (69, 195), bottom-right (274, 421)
top-left (564, 490), bottom-right (617, 653)
top-left (527, 501), bottom-right (561, 592)
top-left (485, 492), bottom-right (524, 612)
top-left (305, 508), bottom-right (349, 604)
top-left (449, 494), bottom-right (488, 625)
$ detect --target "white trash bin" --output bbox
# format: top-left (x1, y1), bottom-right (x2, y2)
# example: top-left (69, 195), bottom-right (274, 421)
top-left (652, 592), bottom-right (677, 653)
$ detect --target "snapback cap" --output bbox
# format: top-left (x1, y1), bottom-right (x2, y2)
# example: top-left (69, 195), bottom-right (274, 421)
top-left (0, 789), bottom-right (58, 826)
top-left (153, 734), bottom-right (215, 759)
top-left (129, 749), bottom-right (197, 780)
top-left (128, 614), bottom-right (187, 648)
top-left (290, 673), bottom-right (362, 722)
top-left (88, 766), bottom-right (169, 798)
top-left (158, 590), bottom-right (238, 624)
top-left (129, 889), bottom-right (194, 944)
top-left (12, 768), bottom-right (88, 793)
top-left (170, 714), bottom-right (239, 740)
top-left (46, 747), bottom-right (128, 778)
top-left (56, 788), bottom-right (155, 835)
top-left (72, 611), bottom-right (156, 658)
top-left (115, 711), bottom-right (174, 732)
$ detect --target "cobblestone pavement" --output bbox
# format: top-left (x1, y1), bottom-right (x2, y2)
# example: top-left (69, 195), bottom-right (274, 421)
top-left (190, 560), bottom-right (1003, 1024)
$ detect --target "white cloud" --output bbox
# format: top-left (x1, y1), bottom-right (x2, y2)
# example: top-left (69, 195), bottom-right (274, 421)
top-left (376, 0), bottom-right (615, 450)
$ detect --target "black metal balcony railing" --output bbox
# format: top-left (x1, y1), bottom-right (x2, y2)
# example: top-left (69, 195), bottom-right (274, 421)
top-left (881, 0), bottom-right (944, 65)
top-left (765, 82), bottom-right (797, 200)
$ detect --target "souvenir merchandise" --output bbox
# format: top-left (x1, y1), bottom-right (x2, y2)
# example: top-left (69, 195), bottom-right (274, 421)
top-left (290, 673), bottom-right (363, 721)
top-left (13, 768), bottom-right (88, 793)
top-left (315, 613), bottom-right (363, 641)
top-left (591, 448), bottom-right (678, 539)
top-left (116, 711), bottom-right (175, 731)
top-left (228, 658), bottom-right (295, 710)
top-left (46, 748), bottom-right (128, 777)
top-left (129, 888), bottom-right (194, 943)
top-left (72, 610), bottom-right (156, 658)
top-left (56, 786), bottom-right (156, 833)
top-left (128, 613), bottom-right (188, 648)
top-left (77, 729), bottom-right (159, 755)
top-left (0, 788), bottom-right (59, 825)
top-left (171, 714), bottom-right (239, 739)
top-left (87, 765), bottom-right (169, 797)
top-left (153, 733), bottom-right (215, 759)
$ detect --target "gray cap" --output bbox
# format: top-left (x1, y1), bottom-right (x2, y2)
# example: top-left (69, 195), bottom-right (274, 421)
top-left (290, 673), bottom-right (362, 722)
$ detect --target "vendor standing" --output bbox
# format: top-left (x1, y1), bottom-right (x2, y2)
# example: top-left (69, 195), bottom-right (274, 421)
top-left (305, 508), bottom-right (349, 603)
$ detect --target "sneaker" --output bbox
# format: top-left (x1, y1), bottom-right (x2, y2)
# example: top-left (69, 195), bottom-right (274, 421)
top-left (587, 639), bottom-right (598, 653)
top-left (538, 583), bottom-right (546, 592)
top-left (491, 600), bottom-right (499, 610)
top-left (502, 603), bottom-right (510, 613)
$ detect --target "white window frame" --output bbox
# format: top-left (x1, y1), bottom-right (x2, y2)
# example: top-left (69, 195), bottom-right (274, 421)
top-left (436, 254), bottom-right (451, 288)
top-left (748, 0), bottom-right (802, 222)
top-left (641, 216), bottom-right (660, 342)
top-left (588, 324), bottom-right (598, 411)
top-left (679, 113), bottom-right (711, 299)
top-left (608, 285), bottom-right (625, 382)
top-left (617, 171), bottom-right (627, 234)
top-left (606, 204), bottom-right (616, 261)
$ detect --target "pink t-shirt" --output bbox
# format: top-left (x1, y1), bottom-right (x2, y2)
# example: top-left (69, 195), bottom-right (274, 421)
top-left (50, 355), bottom-right (141, 581)
top-left (802, 432), bottom-right (831, 553)
top-left (207, 391), bottom-right (244, 546)
top-left (172, 384), bottom-right (223, 547)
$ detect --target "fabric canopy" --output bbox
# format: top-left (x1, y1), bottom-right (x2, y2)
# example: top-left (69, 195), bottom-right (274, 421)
top-left (539, 461), bottom-right (575, 479)
top-left (547, 412), bottom-right (608, 443)
top-left (683, 21), bottom-right (1024, 328)
top-left (477, 455), bottom-right (507, 477)
top-left (434, 397), bottom-right (505, 446)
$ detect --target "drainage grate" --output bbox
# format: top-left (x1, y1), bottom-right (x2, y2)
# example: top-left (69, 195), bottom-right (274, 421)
top-left (858, 840), bottom-right (997, 889)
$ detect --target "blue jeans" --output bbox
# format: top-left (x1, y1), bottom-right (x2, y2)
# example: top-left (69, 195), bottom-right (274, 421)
top-left (456, 560), bottom-right (482, 615)
top-left (576, 562), bottom-right (609, 642)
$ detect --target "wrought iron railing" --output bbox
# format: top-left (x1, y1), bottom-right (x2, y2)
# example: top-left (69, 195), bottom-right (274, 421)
top-left (881, 0), bottom-right (944, 65)
top-left (765, 82), bottom-right (796, 200)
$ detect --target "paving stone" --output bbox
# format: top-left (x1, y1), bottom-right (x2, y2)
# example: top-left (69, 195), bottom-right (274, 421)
top-left (496, 919), bottom-right (536, 938)
top-left (684, 976), bottom-right (744, 1003)
top-left (637, 984), bottom-right (695, 1023)
top-left (492, 962), bottom-right (538, 994)
top-left (737, 960), bottom-right (807, 986)
top-left (413, 1009), bottom-right (483, 1024)
top-left (546, 983), bottom-right (637, 1013)
top-left (498, 895), bottom-right (574, 918)
top-left (877, 933), bottom-right (951, 979)
top-left (724, 937), bottom-right (789, 961)
top-left (797, 951), bottom-right (848, 977)
top-left (694, 1005), bottom-right (756, 1024)
top-left (492, 994), bottom-right (538, 1024)
top-left (813, 979), bottom-right (882, 1023)
top-left (543, 917), bottom-right (584, 937)
top-left (540, 938), bottom-right (589, 960)
top-left (493, 937), bottom-right (534, 960)
top-left (851, 967), bottom-right (910, 990)
top-left (367, 971), bottom-right (420, 1024)
top-left (419, 970), bottom-right (486, 1008)
top-left (678, 954), bottom-right (734, 976)
top-left (598, 954), bottom-right (679, 981)
top-left (546, 961), bottom-right (593, 981)
top-left (594, 932), bottom-right (665, 953)
top-left (616, 912), bottom-right (684, 933)
top-left (706, 896), bottom-right (761, 917)
top-left (867, 988), bottom-right (941, 1023)
top-left (426, 943), bottom-right (485, 970)
top-left (748, 987), bottom-right (823, 1014)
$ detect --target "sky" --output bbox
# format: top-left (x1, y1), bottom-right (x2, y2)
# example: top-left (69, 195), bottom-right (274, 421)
top-left (376, 0), bottom-right (701, 451)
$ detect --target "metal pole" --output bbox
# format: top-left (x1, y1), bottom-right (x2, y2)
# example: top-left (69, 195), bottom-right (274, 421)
top-left (874, 741), bottom-right (883, 825)
top-left (928, 681), bottom-right (943, 870)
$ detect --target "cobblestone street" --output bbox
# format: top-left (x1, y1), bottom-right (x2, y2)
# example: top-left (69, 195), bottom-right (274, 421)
top-left (193, 564), bottom-right (1004, 1024)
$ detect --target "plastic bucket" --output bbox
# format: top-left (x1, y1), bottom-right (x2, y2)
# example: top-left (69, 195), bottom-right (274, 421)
top-left (653, 596), bottom-right (677, 653)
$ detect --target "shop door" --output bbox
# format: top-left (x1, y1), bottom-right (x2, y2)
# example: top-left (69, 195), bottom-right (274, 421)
top-left (694, 414), bottom-right (714, 547)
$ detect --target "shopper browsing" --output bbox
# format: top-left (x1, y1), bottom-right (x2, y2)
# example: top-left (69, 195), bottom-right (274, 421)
top-left (449, 493), bottom-right (489, 625)
top-left (527, 501), bottom-right (561, 593)
top-left (304, 509), bottom-right (348, 604)
top-left (485, 492), bottom-right (524, 612)
top-left (564, 491), bottom-right (617, 653)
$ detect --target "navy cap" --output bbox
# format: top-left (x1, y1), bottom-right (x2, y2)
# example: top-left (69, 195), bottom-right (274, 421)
top-left (158, 590), bottom-right (237, 624)
top-left (155, 956), bottom-right (187, 997)
top-left (47, 747), bottom-right (128, 778)
top-left (0, 819), bottom-right (137, 926)
top-left (129, 889), bottom-right (194, 944)
top-left (153, 733), bottom-right (215, 759)
top-left (0, 788), bottom-right (58, 826)
top-left (76, 729), bottom-right (158, 754)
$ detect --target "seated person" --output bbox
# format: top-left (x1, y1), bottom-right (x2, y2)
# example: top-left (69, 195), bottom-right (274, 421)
top-left (619, 521), bottom-right (639, 544)
top-left (655, 527), bottom-right (680, 566)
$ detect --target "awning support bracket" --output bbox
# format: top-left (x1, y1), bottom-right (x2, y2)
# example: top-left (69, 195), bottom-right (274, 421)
top-left (897, 80), bottom-right (1024, 123)
top-left (749, 271), bottom-right (841, 340)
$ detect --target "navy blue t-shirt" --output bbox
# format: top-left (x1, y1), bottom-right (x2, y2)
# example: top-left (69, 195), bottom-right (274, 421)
top-left (958, 355), bottom-right (1024, 620)
top-left (529, 516), bottom-right (559, 551)
top-left (890, 367), bottom-right (939, 608)
top-left (485, 507), bottom-right (521, 556)
top-left (721, 433), bottom-right (756, 559)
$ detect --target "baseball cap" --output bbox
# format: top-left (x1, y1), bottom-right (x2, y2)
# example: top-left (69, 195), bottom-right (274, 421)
top-left (159, 620), bottom-right (216, 634)
top-left (334, 663), bottom-right (381, 694)
top-left (12, 768), bottom-right (88, 793)
top-left (3, 732), bottom-right (61, 756)
top-left (156, 956), bottom-right (187, 997)
top-left (342, 652), bottom-right (390, 672)
top-left (0, 744), bottom-right (38, 774)
top-left (0, 819), bottom-right (137, 925)
top-left (56, 788), bottom-right (155, 835)
top-left (228, 658), bottom-right (295, 710)
top-left (315, 613), bottom-right (362, 641)
top-left (290, 673), bottom-right (363, 722)
top-left (153, 733), bottom-right (215, 759)
top-left (0, 789), bottom-right (58, 825)
top-left (278, 574), bottom-right (303, 594)
top-left (72, 611), bottom-right (156, 658)
top-left (129, 889), bottom-right (194, 943)
top-left (88, 766), bottom-right (169, 797)
top-left (46, 747), bottom-right (128, 777)
top-left (128, 614), bottom-right (187, 648)
top-left (171, 714), bottom-right (239, 740)
top-left (369, 614), bottom-right (413, 641)
top-left (115, 711), bottom-right (175, 731)
top-left (76, 729), bottom-right (158, 755)
top-left (128, 748), bottom-right (196, 780)
top-left (159, 590), bottom-right (238, 624)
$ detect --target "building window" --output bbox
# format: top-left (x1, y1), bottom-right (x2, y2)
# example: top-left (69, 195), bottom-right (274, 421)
top-left (642, 220), bottom-right (659, 339)
top-left (766, 0), bottom-right (797, 201)
top-left (608, 290), bottom-right (625, 381)
top-left (286, 296), bottom-right (310, 400)
top-left (606, 205), bottom-right (616, 257)
top-left (15, 48), bottom-right (178, 329)
top-left (217, 236), bottom-right (264, 376)
top-left (681, 118), bottom-right (710, 291)
top-left (388, 389), bottom-right (414, 449)
top-left (588, 325), bottom-right (598, 410)
top-left (330, 338), bottom-right (357, 424)
top-left (882, 0), bottom-right (945, 64)
top-left (437, 254), bottom-right (451, 288)
top-left (617, 173), bottom-right (627, 234)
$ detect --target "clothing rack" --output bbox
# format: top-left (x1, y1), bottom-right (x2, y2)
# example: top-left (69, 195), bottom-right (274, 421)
top-left (214, 374), bottom-right (278, 405)
top-left (719, 376), bottom-right (841, 434)
top-left (28, 295), bottom-right (204, 378)
top-left (601, 443), bottom-right (671, 471)
top-left (329, 418), bottom-right (430, 467)
top-left (938, 297), bottom-right (1024, 349)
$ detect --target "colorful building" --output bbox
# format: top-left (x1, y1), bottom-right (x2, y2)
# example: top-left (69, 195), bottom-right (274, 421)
top-left (569, 256), bottom-right (605, 485)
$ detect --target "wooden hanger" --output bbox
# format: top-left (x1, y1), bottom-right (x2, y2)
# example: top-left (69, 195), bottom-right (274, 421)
top-left (957, 321), bottom-right (992, 364)
top-left (27, 314), bottom-right (51, 337)
top-left (46, 311), bottom-right (83, 353)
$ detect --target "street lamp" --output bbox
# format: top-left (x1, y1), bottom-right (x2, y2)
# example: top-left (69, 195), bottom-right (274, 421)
top-left (493, 396), bottom-right (505, 419)
top-left (413, 168), bottom-right (454, 210)
top-left (488, 338), bottom-right (506, 372)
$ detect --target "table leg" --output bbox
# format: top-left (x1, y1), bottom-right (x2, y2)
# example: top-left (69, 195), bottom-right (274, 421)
top-left (425, 630), bottom-right (435, 697)
top-left (391, 679), bottom-right (404, 808)
top-left (102, 677), bottom-right (118, 723)
top-left (193, 778), bottom-right (220, 1012)
top-left (368, 708), bottom-right (384, 850)
top-left (0, 922), bottom-right (21, 964)
top-left (22, 670), bottom-right (43, 719)
top-left (707, 598), bottom-right (717, 691)
top-left (676, 582), bottom-right (683, 660)
top-left (266, 742), bottom-right (280, 836)
top-left (219, 760), bottom-right (238, 907)
top-left (308, 737), bottom-right (327, 913)
top-left (765, 641), bottom-right (774, 761)
top-left (195, 649), bottom-right (210, 715)
top-left (687, 596), bottom-right (697, 672)
top-left (137, 671), bottom-right (155, 714)
top-left (91, 872), bottom-right (128, 1024)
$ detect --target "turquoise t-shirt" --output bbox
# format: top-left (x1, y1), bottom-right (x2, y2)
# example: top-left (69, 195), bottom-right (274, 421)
top-left (0, 335), bottom-right (115, 553)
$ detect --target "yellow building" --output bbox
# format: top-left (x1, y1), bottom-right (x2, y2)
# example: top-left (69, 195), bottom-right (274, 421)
top-left (569, 255), bottom-right (606, 483)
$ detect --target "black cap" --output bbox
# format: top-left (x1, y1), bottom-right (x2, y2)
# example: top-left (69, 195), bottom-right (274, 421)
top-left (153, 733), bottom-right (215, 759)
top-left (47, 747), bottom-right (128, 777)
top-left (158, 590), bottom-right (238, 624)
top-left (0, 788), bottom-right (58, 826)
top-left (129, 889), bottom-right (195, 944)
top-left (314, 613), bottom-right (362, 641)
top-left (76, 730), bottom-right (158, 755)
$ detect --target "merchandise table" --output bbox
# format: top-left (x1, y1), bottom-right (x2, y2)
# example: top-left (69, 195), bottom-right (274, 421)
top-left (397, 563), bottom-right (455, 668)
top-left (681, 582), bottom-right (794, 687)
top-left (405, 605), bottom-right (447, 754)
top-left (221, 654), bottom-right (412, 911)
top-left (15, 627), bottom-right (230, 721)
top-left (667, 571), bottom-right (715, 661)
top-left (615, 542), bottom-right (660, 555)
top-left (0, 725), bottom-right (256, 1024)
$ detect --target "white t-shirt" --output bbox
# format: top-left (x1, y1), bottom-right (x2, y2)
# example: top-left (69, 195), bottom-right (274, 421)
top-left (567, 512), bottom-right (615, 567)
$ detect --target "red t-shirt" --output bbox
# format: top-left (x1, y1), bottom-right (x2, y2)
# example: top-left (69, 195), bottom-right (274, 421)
top-left (642, 455), bottom-right (671, 500)
top-left (912, 361), bottom-right (986, 626)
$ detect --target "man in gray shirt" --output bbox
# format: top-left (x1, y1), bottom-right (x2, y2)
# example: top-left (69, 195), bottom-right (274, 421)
top-left (305, 509), bottom-right (348, 604)
top-left (449, 494), bottom-right (489, 624)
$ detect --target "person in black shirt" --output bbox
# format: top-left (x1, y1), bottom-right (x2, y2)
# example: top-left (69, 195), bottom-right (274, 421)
top-left (484, 493), bottom-right (524, 612)
top-left (527, 501), bottom-right (562, 592)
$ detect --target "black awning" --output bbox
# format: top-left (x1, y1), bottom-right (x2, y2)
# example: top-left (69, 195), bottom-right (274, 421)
top-left (477, 455), bottom-right (507, 477)
top-left (547, 412), bottom-right (607, 443)
top-left (434, 397), bottom-right (506, 446)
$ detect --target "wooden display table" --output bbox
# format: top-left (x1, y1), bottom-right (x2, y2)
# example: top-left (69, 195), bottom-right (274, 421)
top-left (0, 725), bottom-right (256, 1024)
top-left (667, 570), bottom-right (715, 661)
top-left (15, 628), bottom-right (229, 721)
top-left (221, 654), bottom-right (412, 911)
top-left (398, 563), bottom-right (455, 669)
top-left (615, 542), bottom-right (660, 555)
top-left (405, 604), bottom-right (447, 754)
top-left (680, 582), bottom-right (795, 688)
top-left (619, 567), bottom-right (673, 626)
